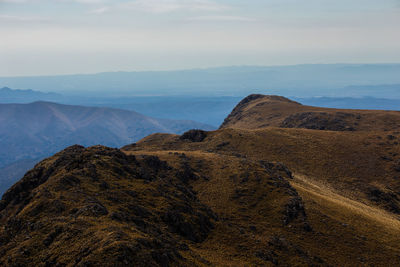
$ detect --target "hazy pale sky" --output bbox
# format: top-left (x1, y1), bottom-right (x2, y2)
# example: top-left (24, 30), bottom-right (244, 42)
top-left (1, 0), bottom-right (399, 76)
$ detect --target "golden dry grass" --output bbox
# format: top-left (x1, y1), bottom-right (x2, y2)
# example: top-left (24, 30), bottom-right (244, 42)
top-left (292, 173), bottom-right (400, 237)
top-left (221, 94), bottom-right (400, 132)
top-left (123, 123), bottom-right (400, 265)
top-left (128, 126), bottom-right (400, 215)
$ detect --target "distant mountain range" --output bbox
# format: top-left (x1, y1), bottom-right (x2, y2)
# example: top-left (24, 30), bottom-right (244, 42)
top-left (0, 101), bottom-right (214, 194)
top-left (3, 86), bottom-right (400, 128)
top-left (0, 86), bottom-right (62, 103)
top-left (294, 96), bottom-right (400, 111)
top-left (1, 64), bottom-right (400, 97)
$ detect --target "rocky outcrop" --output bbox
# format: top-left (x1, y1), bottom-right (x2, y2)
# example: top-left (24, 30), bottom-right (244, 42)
top-left (367, 186), bottom-right (400, 214)
top-left (0, 145), bottom-right (217, 266)
top-left (280, 112), bottom-right (360, 131)
top-left (179, 129), bottom-right (208, 142)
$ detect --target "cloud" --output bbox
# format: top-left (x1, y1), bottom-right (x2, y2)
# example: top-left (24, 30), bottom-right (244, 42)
top-left (72, 0), bottom-right (107, 4)
top-left (0, 14), bottom-right (50, 22)
top-left (0, 0), bottom-right (108, 3)
top-left (0, 0), bottom-right (30, 3)
top-left (88, 6), bottom-right (110, 14)
top-left (120, 0), bottom-right (227, 14)
top-left (1, 0), bottom-right (230, 17)
top-left (187, 15), bottom-right (256, 22)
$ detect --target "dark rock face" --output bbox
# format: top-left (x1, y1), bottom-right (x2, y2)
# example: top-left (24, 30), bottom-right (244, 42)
top-left (280, 112), bottom-right (359, 131)
top-left (367, 187), bottom-right (400, 214)
top-left (283, 196), bottom-right (312, 231)
top-left (162, 205), bottom-right (215, 242)
top-left (260, 161), bottom-right (294, 179)
top-left (179, 129), bottom-right (208, 142)
top-left (0, 145), bottom-right (217, 266)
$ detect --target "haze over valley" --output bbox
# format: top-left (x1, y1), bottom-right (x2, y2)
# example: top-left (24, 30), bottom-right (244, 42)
top-left (0, 100), bottom-right (213, 194)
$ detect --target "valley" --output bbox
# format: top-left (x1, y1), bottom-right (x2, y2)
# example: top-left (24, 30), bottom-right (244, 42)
top-left (0, 101), bottom-right (214, 195)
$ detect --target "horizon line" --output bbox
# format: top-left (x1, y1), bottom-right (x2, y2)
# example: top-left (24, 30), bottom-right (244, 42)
top-left (1, 62), bottom-right (400, 78)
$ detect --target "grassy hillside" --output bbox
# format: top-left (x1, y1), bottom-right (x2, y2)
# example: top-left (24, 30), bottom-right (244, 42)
top-left (1, 94), bottom-right (400, 265)
top-left (0, 145), bottom-right (319, 266)
top-left (125, 127), bottom-right (400, 216)
top-left (221, 94), bottom-right (400, 131)
top-left (121, 95), bottom-right (400, 264)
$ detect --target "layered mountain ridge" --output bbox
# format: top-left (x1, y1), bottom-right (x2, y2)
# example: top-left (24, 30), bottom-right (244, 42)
top-left (0, 94), bottom-right (400, 266)
top-left (0, 101), bottom-right (214, 194)
top-left (0, 87), bottom-right (62, 103)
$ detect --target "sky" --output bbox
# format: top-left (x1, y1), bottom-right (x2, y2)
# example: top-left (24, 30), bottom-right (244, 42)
top-left (0, 0), bottom-right (399, 76)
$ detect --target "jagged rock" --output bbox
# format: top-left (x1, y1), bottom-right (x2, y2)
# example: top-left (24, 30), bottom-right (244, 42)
top-left (162, 207), bottom-right (215, 242)
top-left (179, 129), bottom-right (208, 142)
top-left (283, 196), bottom-right (312, 231)
top-left (260, 161), bottom-right (293, 179)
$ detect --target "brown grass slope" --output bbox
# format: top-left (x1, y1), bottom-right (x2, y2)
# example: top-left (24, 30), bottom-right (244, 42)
top-left (122, 129), bottom-right (400, 266)
top-left (121, 92), bottom-right (400, 265)
top-left (127, 128), bottom-right (400, 216)
top-left (0, 144), bottom-right (322, 266)
top-left (220, 94), bottom-right (400, 131)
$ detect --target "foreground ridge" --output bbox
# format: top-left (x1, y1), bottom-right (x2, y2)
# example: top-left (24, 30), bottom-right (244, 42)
top-left (0, 144), bottom-right (314, 266)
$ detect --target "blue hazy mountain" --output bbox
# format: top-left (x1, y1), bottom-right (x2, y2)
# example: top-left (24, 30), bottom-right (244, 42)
top-left (0, 101), bottom-right (214, 194)
top-left (0, 87), bottom-right (62, 103)
top-left (1, 64), bottom-right (400, 97)
top-left (293, 96), bottom-right (400, 111)
top-left (2, 87), bottom-right (400, 127)
top-left (0, 101), bottom-right (214, 168)
top-left (66, 96), bottom-right (243, 127)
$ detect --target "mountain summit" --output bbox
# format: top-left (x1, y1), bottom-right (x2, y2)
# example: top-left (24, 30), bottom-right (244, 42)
top-left (221, 94), bottom-right (400, 131)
